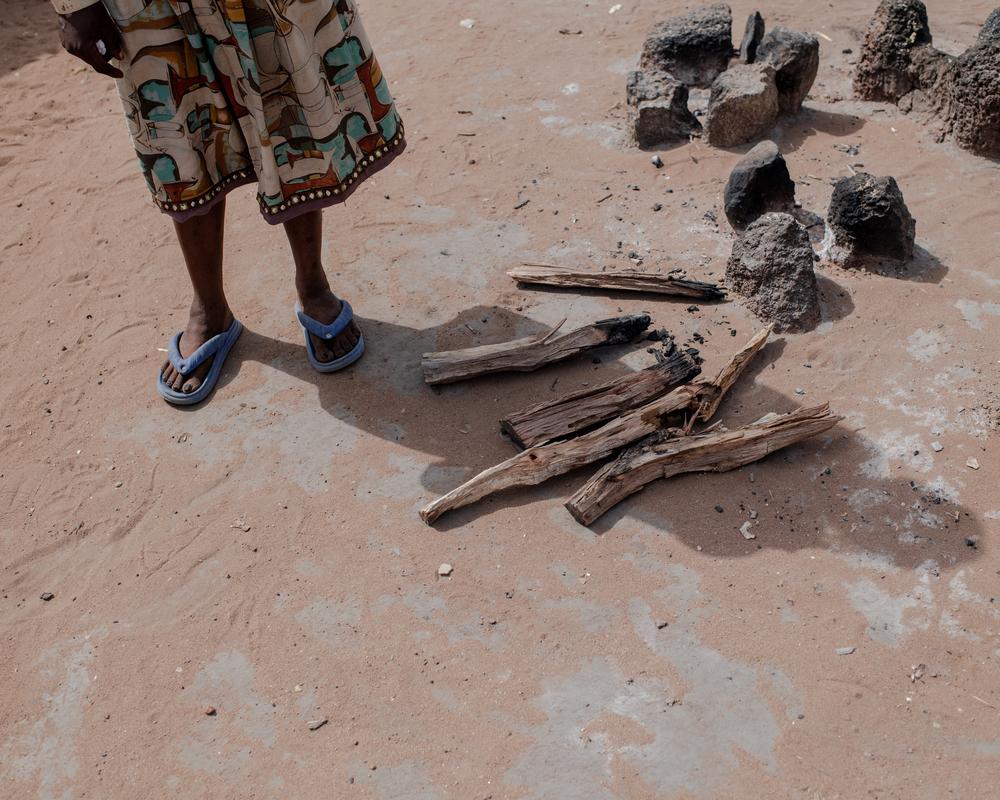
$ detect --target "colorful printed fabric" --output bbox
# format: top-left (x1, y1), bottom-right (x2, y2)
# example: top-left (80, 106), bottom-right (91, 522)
top-left (105, 0), bottom-right (405, 223)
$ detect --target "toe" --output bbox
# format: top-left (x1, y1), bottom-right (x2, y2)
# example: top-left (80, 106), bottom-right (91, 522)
top-left (314, 334), bottom-right (337, 362)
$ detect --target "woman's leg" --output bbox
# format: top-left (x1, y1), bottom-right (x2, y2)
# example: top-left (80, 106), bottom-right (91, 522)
top-left (283, 210), bottom-right (361, 362)
top-left (160, 199), bottom-right (235, 394)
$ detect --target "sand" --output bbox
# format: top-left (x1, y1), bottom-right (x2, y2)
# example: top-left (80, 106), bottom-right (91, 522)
top-left (1, 0), bottom-right (999, 797)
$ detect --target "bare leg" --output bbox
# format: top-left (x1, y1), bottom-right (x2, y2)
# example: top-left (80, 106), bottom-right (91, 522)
top-left (160, 199), bottom-right (235, 394)
top-left (283, 210), bottom-right (361, 363)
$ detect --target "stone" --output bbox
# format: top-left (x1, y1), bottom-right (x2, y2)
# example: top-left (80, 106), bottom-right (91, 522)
top-left (438, 563), bottom-right (453, 576)
top-left (978, 7), bottom-right (1000, 42)
top-left (757, 26), bottom-right (820, 113)
top-left (739, 521), bottom-right (756, 539)
top-left (726, 212), bottom-right (820, 332)
top-left (835, 646), bottom-right (856, 655)
top-left (824, 173), bottom-right (916, 267)
top-left (640, 3), bottom-right (734, 88)
top-left (851, 0), bottom-right (998, 155)
top-left (723, 140), bottom-right (795, 230)
top-left (40, 592), bottom-right (54, 601)
top-left (853, 0), bottom-right (934, 102)
top-left (949, 39), bottom-right (1000, 158)
top-left (626, 69), bottom-right (702, 148)
top-left (307, 717), bottom-right (329, 731)
top-left (740, 11), bottom-right (765, 63)
top-left (704, 63), bottom-right (779, 147)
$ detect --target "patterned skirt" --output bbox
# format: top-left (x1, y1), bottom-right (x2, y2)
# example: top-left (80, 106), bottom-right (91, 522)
top-left (106, 0), bottom-right (405, 223)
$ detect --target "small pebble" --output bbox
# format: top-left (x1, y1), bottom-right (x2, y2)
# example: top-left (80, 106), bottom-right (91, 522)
top-left (966, 457), bottom-right (980, 470)
top-left (438, 563), bottom-right (453, 577)
top-left (307, 718), bottom-right (329, 731)
top-left (835, 646), bottom-right (856, 656)
top-left (931, 441), bottom-right (943, 452)
top-left (651, 155), bottom-right (663, 168)
top-left (204, 706), bottom-right (217, 716)
top-left (652, 203), bottom-right (663, 212)
top-left (714, 505), bottom-right (724, 513)
top-left (739, 521), bottom-right (756, 540)
top-left (40, 592), bottom-right (54, 601)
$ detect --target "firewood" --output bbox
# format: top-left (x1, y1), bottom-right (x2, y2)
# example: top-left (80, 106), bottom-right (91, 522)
top-left (500, 345), bottom-right (701, 448)
top-left (419, 326), bottom-right (771, 524)
top-left (566, 404), bottom-right (841, 525)
top-left (509, 264), bottom-right (726, 300)
top-left (421, 314), bottom-right (651, 385)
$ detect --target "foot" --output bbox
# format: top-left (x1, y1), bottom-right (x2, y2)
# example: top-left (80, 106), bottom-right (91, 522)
top-left (299, 288), bottom-right (362, 363)
top-left (160, 306), bottom-right (235, 395)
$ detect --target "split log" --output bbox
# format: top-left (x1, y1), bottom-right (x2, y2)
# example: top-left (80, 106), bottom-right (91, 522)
top-left (500, 346), bottom-right (701, 448)
top-left (419, 326), bottom-right (771, 524)
top-left (509, 264), bottom-right (726, 300)
top-left (422, 314), bottom-right (651, 385)
top-left (566, 404), bottom-right (841, 525)
top-left (687, 324), bottom-right (771, 427)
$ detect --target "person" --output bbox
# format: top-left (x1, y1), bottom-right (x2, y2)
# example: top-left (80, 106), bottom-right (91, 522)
top-left (54, 0), bottom-right (405, 404)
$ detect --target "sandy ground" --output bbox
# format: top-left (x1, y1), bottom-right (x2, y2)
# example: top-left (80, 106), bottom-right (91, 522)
top-left (2, 0), bottom-right (999, 797)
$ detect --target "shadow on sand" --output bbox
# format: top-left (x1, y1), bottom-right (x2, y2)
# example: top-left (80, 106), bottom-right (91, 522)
top-left (212, 307), bottom-right (983, 572)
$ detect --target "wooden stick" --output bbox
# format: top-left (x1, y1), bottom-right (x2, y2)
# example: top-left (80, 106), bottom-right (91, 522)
top-left (509, 264), bottom-right (726, 300)
top-left (566, 404), bottom-right (841, 525)
top-left (688, 324), bottom-right (772, 428)
top-left (500, 346), bottom-right (701, 448)
top-left (419, 327), bottom-right (771, 524)
top-left (422, 314), bottom-right (651, 385)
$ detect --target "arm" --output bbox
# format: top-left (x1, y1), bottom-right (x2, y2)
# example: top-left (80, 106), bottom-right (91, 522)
top-left (55, 1), bottom-right (125, 79)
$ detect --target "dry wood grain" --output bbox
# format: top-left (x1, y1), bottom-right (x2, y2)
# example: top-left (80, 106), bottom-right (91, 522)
top-left (500, 346), bottom-right (701, 448)
top-left (421, 314), bottom-right (651, 385)
top-left (419, 327), bottom-right (771, 524)
top-left (565, 404), bottom-right (841, 525)
top-left (509, 264), bottom-right (726, 300)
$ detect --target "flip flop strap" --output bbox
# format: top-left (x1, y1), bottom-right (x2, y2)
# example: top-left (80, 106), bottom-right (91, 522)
top-left (296, 300), bottom-right (354, 341)
top-left (167, 327), bottom-right (232, 375)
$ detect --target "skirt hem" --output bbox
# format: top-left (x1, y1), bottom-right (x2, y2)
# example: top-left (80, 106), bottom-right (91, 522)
top-left (261, 134), bottom-right (407, 225)
top-left (156, 128), bottom-right (407, 225)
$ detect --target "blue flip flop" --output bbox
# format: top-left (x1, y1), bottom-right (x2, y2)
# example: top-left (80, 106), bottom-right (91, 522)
top-left (295, 301), bottom-right (365, 372)
top-left (157, 318), bottom-right (243, 405)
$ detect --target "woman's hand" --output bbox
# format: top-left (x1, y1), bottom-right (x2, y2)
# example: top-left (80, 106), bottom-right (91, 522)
top-left (58, 3), bottom-right (125, 79)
